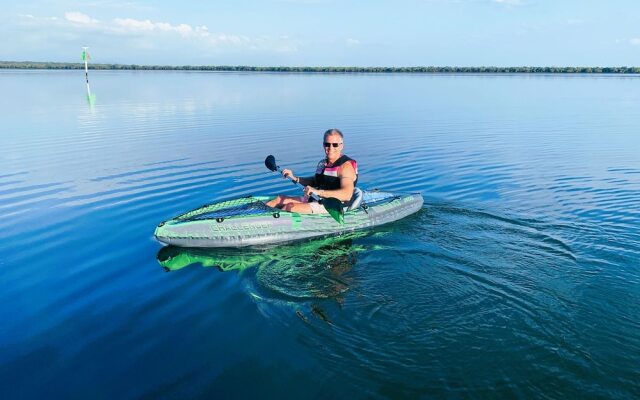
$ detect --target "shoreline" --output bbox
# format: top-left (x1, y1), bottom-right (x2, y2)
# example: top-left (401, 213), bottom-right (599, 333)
top-left (1, 61), bottom-right (639, 74)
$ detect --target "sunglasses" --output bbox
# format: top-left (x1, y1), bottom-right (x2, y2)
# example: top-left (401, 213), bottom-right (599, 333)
top-left (323, 142), bottom-right (342, 148)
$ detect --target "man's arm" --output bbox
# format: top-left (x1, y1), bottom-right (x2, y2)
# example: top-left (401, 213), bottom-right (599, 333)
top-left (282, 169), bottom-right (315, 187)
top-left (297, 176), bottom-right (315, 186)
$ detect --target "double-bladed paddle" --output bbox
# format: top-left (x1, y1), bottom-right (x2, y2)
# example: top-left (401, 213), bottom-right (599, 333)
top-left (265, 155), bottom-right (344, 224)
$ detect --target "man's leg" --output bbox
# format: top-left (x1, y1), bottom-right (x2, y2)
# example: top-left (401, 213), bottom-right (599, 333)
top-left (282, 202), bottom-right (314, 213)
top-left (266, 195), bottom-right (304, 208)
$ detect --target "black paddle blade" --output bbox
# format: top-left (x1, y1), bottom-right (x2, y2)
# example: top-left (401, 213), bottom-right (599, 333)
top-left (264, 155), bottom-right (277, 171)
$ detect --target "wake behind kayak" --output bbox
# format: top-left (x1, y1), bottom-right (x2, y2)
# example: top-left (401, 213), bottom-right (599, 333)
top-left (154, 190), bottom-right (423, 248)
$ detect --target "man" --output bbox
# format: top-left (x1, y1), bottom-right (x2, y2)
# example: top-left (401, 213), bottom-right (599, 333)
top-left (266, 128), bottom-right (358, 214)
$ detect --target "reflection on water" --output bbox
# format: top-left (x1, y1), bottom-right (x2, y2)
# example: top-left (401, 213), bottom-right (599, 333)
top-left (157, 232), bottom-right (393, 326)
top-left (157, 232), bottom-right (385, 302)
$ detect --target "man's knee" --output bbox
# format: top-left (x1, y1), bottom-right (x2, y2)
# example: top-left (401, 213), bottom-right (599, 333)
top-left (275, 195), bottom-right (289, 205)
top-left (266, 196), bottom-right (278, 206)
top-left (283, 202), bottom-right (311, 213)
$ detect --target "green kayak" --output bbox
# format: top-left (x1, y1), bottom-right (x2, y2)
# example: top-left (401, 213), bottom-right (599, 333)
top-left (154, 190), bottom-right (423, 248)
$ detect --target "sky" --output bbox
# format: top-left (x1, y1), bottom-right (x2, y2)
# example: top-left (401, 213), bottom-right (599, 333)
top-left (1, 0), bottom-right (639, 66)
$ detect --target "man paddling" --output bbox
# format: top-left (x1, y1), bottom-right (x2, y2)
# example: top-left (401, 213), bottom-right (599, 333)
top-left (266, 128), bottom-right (358, 214)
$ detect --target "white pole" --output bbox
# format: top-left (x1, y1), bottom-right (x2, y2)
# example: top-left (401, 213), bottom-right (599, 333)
top-left (82, 47), bottom-right (91, 97)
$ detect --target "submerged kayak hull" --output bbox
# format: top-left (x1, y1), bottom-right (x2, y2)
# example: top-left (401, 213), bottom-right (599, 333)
top-left (155, 191), bottom-right (423, 248)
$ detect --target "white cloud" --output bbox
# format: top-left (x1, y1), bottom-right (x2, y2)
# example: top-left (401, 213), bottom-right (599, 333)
top-left (18, 14), bottom-right (59, 22)
top-left (13, 11), bottom-right (298, 55)
top-left (492, 0), bottom-right (522, 5)
top-left (79, 1), bottom-right (153, 10)
top-left (112, 18), bottom-right (211, 39)
top-left (106, 17), bottom-right (292, 49)
top-left (110, 19), bottom-right (255, 47)
top-left (65, 11), bottom-right (99, 25)
top-left (631, 38), bottom-right (640, 46)
top-left (346, 38), bottom-right (360, 46)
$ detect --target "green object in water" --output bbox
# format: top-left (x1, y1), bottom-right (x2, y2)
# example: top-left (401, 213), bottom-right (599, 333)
top-left (157, 231), bottom-right (374, 273)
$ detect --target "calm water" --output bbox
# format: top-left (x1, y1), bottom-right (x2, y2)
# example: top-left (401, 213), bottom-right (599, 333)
top-left (1, 70), bottom-right (639, 399)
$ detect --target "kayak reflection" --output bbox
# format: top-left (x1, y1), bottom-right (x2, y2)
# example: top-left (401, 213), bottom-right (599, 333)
top-left (156, 232), bottom-right (383, 300)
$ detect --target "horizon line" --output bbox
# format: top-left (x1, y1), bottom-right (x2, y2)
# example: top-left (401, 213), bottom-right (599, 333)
top-left (1, 61), bottom-right (639, 74)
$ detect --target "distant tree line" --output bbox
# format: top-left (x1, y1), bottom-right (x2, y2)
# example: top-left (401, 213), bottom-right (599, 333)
top-left (1, 61), bottom-right (639, 74)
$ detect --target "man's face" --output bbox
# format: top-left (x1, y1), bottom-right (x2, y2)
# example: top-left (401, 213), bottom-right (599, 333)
top-left (323, 134), bottom-right (343, 158)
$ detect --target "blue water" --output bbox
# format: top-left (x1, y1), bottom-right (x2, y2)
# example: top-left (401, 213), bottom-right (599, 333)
top-left (1, 70), bottom-right (639, 399)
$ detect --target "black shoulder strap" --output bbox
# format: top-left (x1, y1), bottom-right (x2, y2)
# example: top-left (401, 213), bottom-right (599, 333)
top-left (332, 154), bottom-right (352, 166)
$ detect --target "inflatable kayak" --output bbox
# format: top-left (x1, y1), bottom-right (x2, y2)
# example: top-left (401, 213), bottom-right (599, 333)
top-left (154, 190), bottom-right (423, 248)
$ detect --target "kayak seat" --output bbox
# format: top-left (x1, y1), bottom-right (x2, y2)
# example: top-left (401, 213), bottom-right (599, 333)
top-left (345, 187), bottom-right (364, 212)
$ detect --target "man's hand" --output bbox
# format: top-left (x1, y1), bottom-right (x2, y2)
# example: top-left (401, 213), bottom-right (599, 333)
top-left (282, 168), bottom-right (296, 181)
top-left (304, 186), bottom-right (319, 198)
